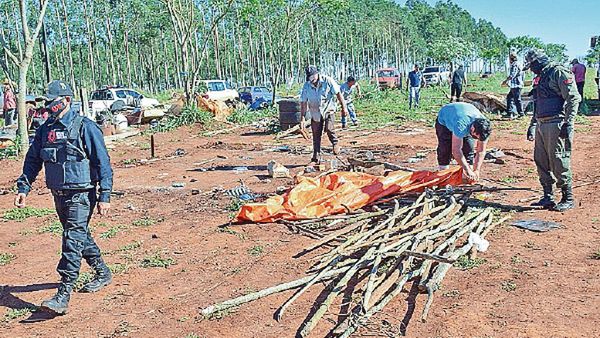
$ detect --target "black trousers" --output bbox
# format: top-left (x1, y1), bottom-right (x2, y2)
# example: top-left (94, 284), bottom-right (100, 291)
top-left (506, 88), bottom-right (523, 114)
top-left (451, 83), bottom-right (462, 100)
top-left (435, 119), bottom-right (475, 166)
top-left (54, 189), bottom-right (102, 284)
top-left (576, 82), bottom-right (584, 98)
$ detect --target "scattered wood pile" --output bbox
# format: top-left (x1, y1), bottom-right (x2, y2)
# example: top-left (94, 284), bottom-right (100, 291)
top-left (462, 91), bottom-right (507, 113)
top-left (201, 190), bottom-right (508, 337)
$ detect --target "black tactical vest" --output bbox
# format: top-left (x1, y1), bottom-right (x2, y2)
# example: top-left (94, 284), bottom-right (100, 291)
top-left (535, 66), bottom-right (565, 119)
top-left (39, 115), bottom-right (93, 191)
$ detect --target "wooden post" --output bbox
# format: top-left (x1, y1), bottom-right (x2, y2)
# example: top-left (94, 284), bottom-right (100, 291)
top-left (150, 134), bottom-right (155, 158)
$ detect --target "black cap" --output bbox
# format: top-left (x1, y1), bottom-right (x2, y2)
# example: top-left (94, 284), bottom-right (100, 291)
top-left (305, 65), bottom-right (319, 81)
top-left (46, 80), bottom-right (74, 100)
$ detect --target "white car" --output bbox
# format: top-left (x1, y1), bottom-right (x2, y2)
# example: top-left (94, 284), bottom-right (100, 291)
top-left (200, 80), bottom-right (239, 102)
top-left (89, 87), bottom-right (159, 117)
top-left (422, 66), bottom-right (451, 85)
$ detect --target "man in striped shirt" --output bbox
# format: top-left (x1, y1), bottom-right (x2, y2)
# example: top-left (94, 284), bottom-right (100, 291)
top-left (502, 53), bottom-right (524, 118)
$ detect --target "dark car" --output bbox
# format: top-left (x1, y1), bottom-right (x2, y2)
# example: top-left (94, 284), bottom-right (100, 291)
top-left (238, 86), bottom-right (273, 104)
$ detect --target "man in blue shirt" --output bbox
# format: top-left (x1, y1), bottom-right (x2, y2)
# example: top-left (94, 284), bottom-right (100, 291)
top-left (300, 65), bottom-right (348, 165)
top-left (407, 64), bottom-right (425, 109)
top-left (436, 102), bottom-right (492, 181)
top-left (14, 80), bottom-right (114, 315)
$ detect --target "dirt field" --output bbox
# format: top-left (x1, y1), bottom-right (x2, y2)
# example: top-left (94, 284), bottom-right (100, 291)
top-left (1, 114), bottom-right (599, 338)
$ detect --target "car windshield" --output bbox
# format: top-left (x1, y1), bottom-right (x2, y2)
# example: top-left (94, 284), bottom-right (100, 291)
top-left (207, 82), bottom-right (226, 91)
top-left (377, 70), bottom-right (395, 77)
top-left (423, 67), bottom-right (439, 73)
top-left (91, 90), bottom-right (111, 100)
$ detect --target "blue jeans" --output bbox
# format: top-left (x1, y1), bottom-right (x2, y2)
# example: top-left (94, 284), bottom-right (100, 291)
top-left (53, 189), bottom-right (102, 284)
top-left (409, 87), bottom-right (420, 108)
top-left (341, 104), bottom-right (358, 125)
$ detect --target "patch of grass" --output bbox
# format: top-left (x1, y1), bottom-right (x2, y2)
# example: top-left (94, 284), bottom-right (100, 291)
top-left (139, 142), bottom-right (151, 150)
top-left (132, 216), bottom-right (164, 227)
top-left (590, 250), bottom-right (600, 260)
top-left (8, 242), bottom-right (17, 248)
top-left (118, 241), bottom-right (142, 252)
top-left (19, 229), bottom-right (33, 236)
top-left (184, 334), bottom-right (201, 338)
top-left (225, 198), bottom-right (245, 212)
top-left (510, 255), bottom-right (523, 264)
top-left (454, 256), bottom-right (486, 270)
top-left (442, 290), bottom-right (460, 298)
top-left (2, 207), bottom-right (55, 222)
top-left (140, 252), bottom-right (176, 268)
top-left (108, 263), bottom-right (128, 275)
top-left (150, 104), bottom-right (213, 134)
top-left (75, 271), bottom-right (94, 290)
top-left (38, 220), bottom-right (62, 235)
top-left (203, 307), bottom-right (238, 321)
top-left (499, 176), bottom-right (518, 184)
top-left (501, 280), bottom-right (517, 292)
top-left (247, 245), bottom-right (264, 257)
top-left (3, 307), bottom-right (36, 322)
top-left (0, 252), bottom-right (16, 266)
top-left (217, 226), bottom-right (247, 240)
top-left (100, 225), bottom-right (127, 240)
top-left (178, 316), bottom-right (190, 323)
top-left (226, 106), bottom-right (277, 125)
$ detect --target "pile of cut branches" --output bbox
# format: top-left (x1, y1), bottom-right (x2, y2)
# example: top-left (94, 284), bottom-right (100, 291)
top-left (201, 191), bottom-right (508, 337)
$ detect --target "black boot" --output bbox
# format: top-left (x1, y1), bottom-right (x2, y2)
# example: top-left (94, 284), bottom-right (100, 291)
top-left (41, 283), bottom-right (72, 315)
top-left (531, 186), bottom-right (556, 209)
top-left (553, 186), bottom-right (575, 212)
top-left (80, 257), bottom-right (112, 293)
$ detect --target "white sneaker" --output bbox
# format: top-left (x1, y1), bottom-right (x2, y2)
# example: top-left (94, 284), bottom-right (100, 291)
top-left (438, 165), bottom-right (450, 171)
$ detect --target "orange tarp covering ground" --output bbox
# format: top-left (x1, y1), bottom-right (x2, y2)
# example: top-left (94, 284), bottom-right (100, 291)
top-left (234, 167), bottom-right (464, 223)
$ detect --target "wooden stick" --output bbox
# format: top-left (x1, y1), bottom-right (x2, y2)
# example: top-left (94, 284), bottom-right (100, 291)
top-left (200, 264), bottom-right (359, 316)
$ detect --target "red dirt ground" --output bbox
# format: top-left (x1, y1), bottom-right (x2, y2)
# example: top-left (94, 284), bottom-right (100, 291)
top-left (1, 115), bottom-right (599, 338)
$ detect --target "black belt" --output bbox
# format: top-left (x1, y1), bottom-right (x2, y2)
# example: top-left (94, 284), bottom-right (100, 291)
top-left (536, 117), bottom-right (563, 124)
top-left (51, 189), bottom-right (92, 196)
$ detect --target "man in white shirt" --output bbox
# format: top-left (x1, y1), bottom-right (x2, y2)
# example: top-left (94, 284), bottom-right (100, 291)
top-left (300, 65), bottom-right (348, 165)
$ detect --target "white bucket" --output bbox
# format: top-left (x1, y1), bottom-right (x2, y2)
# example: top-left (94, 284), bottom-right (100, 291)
top-left (112, 113), bottom-right (128, 133)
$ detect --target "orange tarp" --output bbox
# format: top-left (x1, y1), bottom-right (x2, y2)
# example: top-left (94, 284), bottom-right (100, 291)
top-left (234, 167), bottom-right (463, 223)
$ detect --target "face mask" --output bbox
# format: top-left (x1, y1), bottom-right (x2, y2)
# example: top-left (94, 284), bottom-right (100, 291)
top-left (46, 99), bottom-right (66, 116)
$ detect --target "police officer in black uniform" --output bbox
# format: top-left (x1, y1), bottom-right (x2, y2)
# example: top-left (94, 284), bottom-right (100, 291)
top-left (15, 80), bottom-right (114, 315)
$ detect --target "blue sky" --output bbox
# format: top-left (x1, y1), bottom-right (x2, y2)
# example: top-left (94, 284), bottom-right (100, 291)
top-left (424, 0), bottom-right (599, 59)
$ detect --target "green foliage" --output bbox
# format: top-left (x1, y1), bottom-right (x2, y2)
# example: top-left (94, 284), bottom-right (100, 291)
top-left (141, 252), bottom-right (176, 268)
top-left (226, 106), bottom-right (277, 125)
top-left (38, 220), bottom-right (62, 235)
top-left (2, 207), bottom-right (55, 222)
top-left (118, 241), bottom-right (143, 252)
top-left (75, 272), bottom-right (94, 291)
top-left (501, 280), bottom-right (517, 292)
top-left (151, 105), bottom-right (213, 134)
top-left (590, 249), bottom-right (600, 260)
top-left (132, 216), bottom-right (164, 227)
top-left (247, 245), bottom-right (264, 256)
top-left (100, 225), bottom-right (127, 240)
top-left (0, 252), bottom-right (16, 266)
top-left (108, 263), bottom-right (128, 275)
top-left (3, 307), bottom-right (36, 322)
top-left (454, 256), bottom-right (486, 270)
top-left (226, 198), bottom-right (245, 212)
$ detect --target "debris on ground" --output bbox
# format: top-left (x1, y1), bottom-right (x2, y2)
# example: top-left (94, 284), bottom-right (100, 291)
top-left (485, 148), bottom-right (506, 164)
top-left (511, 219), bottom-right (562, 232)
top-left (267, 160), bottom-right (291, 178)
top-left (462, 91), bottom-right (507, 113)
top-left (201, 191), bottom-right (509, 337)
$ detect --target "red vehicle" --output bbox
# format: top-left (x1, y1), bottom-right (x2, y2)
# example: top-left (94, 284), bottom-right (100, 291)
top-left (374, 68), bottom-right (403, 89)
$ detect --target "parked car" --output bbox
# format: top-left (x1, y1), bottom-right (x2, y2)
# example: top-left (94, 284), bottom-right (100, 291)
top-left (200, 80), bottom-right (239, 103)
top-left (422, 66), bottom-right (450, 85)
top-left (374, 68), bottom-right (402, 89)
top-left (238, 86), bottom-right (274, 104)
top-left (89, 86), bottom-right (159, 117)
